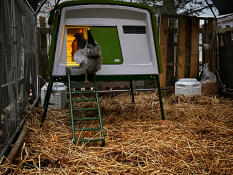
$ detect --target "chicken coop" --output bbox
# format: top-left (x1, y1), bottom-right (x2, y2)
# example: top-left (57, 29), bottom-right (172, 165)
top-left (44, 0), bottom-right (163, 105)
top-left (41, 0), bottom-right (165, 145)
top-left (48, 1), bottom-right (162, 78)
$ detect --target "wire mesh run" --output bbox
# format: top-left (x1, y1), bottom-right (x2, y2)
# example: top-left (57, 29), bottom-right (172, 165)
top-left (0, 0), bottom-right (38, 155)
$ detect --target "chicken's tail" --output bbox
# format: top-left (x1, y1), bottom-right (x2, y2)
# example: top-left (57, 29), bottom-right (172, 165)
top-left (87, 30), bottom-right (96, 46)
top-left (86, 30), bottom-right (102, 58)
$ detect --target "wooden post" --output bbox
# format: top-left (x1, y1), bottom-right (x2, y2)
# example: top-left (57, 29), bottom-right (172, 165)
top-left (185, 17), bottom-right (192, 77)
top-left (159, 15), bottom-right (168, 87)
top-left (205, 18), bottom-right (215, 71)
top-left (39, 16), bottom-right (48, 88)
top-left (177, 16), bottom-right (187, 80)
top-left (190, 17), bottom-right (199, 78)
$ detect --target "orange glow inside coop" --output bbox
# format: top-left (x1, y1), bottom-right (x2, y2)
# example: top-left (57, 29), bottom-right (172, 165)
top-left (66, 26), bottom-right (90, 66)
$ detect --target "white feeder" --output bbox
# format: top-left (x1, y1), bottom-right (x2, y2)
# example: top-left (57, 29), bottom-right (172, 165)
top-left (41, 82), bottom-right (67, 109)
top-left (175, 78), bottom-right (201, 96)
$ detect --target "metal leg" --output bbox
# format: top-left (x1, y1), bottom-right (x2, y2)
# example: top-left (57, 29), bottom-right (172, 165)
top-left (41, 76), bottom-right (54, 127)
top-left (94, 76), bottom-right (105, 147)
top-left (66, 67), bottom-right (76, 144)
top-left (155, 76), bottom-right (165, 120)
top-left (130, 80), bottom-right (135, 104)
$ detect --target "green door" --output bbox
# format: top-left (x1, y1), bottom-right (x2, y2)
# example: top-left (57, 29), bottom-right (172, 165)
top-left (91, 26), bottom-right (123, 64)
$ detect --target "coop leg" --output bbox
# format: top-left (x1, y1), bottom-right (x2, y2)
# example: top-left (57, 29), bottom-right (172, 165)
top-left (85, 73), bottom-right (89, 84)
top-left (130, 80), bottom-right (135, 104)
top-left (155, 76), bottom-right (165, 120)
top-left (40, 76), bottom-right (54, 127)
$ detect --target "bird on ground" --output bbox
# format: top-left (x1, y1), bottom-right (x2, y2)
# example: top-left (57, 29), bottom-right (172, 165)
top-left (73, 30), bottom-right (102, 83)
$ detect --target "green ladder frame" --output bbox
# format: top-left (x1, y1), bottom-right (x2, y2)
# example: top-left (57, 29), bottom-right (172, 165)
top-left (66, 68), bottom-right (105, 146)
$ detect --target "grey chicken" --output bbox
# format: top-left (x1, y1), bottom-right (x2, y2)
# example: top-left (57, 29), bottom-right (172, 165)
top-left (74, 30), bottom-right (102, 83)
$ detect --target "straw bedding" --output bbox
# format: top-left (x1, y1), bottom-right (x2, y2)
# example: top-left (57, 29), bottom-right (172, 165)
top-left (1, 92), bottom-right (233, 174)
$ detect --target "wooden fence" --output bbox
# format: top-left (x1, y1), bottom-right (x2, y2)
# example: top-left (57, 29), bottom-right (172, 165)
top-left (159, 14), bottom-right (216, 87)
top-left (38, 16), bottom-right (50, 88)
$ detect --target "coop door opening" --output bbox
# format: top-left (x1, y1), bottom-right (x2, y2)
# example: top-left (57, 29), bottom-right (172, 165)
top-left (66, 26), bottom-right (90, 66)
top-left (91, 26), bottom-right (123, 64)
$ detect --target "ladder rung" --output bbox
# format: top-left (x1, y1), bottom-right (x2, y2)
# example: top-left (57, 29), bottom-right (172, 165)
top-left (72, 90), bottom-right (95, 94)
top-left (74, 117), bottom-right (99, 121)
top-left (78, 138), bottom-right (102, 143)
top-left (74, 98), bottom-right (96, 102)
top-left (154, 99), bottom-right (160, 102)
top-left (73, 107), bottom-right (96, 111)
top-left (75, 127), bottom-right (100, 131)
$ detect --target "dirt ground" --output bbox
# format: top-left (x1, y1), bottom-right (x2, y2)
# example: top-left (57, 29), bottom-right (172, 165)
top-left (1, 91), bottom-right (233, 174)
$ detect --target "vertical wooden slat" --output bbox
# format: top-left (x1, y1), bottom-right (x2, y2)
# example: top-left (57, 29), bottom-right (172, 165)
top-left (39, 16), bottom-right (48, 88)
top-left (190, 17), bottom-right (199, 78)
top-left (225, 31), bottom-right (232, 46)
top-left (202, 20), bottom-right (207, 65)
top-left (205, 18), bottom-right (215, 71)
top-left (159, 15), bottom-right (168, 87)
top-left (185, 17), bottom-right (192, 77)
top-left (177, 16), bottom-right (187, 80)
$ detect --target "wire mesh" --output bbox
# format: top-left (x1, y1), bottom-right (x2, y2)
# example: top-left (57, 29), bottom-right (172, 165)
top-left (0, 0), bottom-right (38, 155)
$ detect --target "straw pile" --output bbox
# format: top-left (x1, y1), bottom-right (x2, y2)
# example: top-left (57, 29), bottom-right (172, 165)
top-left (1, 92), bottom-right (233, 174)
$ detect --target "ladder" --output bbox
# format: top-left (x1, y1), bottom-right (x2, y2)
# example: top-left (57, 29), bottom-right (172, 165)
top-left (66, 67), bottom-right (105, 146)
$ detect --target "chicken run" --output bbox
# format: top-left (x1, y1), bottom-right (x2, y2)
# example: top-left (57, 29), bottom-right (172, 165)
top-left (0, 92), bottom-right (233, 174)
top-left (1, 0), bottom-right (232, 174)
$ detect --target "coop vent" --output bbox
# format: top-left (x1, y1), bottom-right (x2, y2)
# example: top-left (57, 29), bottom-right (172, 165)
top-left (123, 26), bottom-right (146, 34)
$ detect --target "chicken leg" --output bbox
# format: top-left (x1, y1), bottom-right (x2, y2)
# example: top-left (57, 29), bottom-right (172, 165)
top-left (85, 72), bottom-right (89, 84)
